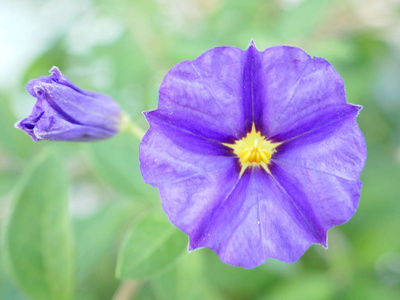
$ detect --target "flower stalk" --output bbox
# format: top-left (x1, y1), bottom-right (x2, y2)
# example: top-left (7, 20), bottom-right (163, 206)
top-left (119, 111), bottom-right (146, 139)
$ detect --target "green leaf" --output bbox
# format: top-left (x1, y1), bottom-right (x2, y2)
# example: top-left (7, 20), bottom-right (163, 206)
top-left (152, 252), bottom-right (204, 300)
top-left (86, 132), bottom-right (157, 201)
top-left (116, 210), bottom-right (187, 280)
top-left (0, 172), bottom-right (19, 199)
top-left (2, 151), bottom-right (74, 300)
top-left (0, 260), bottom-right (26, 300)
top-left (74, 201), bottom-right (140, 280)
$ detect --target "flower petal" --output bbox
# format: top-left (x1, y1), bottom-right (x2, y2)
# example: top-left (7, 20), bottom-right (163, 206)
top-left (140, 116), bottom-right (240, 235)
top-left (254, 46), bottom-right (350, 141)
top-left (155, 46), bottom-right (252, 142)
top-left (144, 110), bottom-right (233, 156)
top-left (33, 115), bottom-right (117, 141)
top-left (19, 67), bottom-right (121, 141)
top-left (26, 67), bottom-right (121, 131)
top-left (188, 168), bottom-right (323, 268)
top-left (15, 98), bottom-right (45, 141)
top-left (16, 91), bottom-right (117, 141)
top-left (273, 105), bottom-right (366, 180)
top-left (266, 103), bottom-right (366, 238)
top-left (269, 161), bottom-right (361, 235)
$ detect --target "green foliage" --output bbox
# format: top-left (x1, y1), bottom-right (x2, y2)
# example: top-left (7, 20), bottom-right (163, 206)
top-left (0, 93), bottom-right (33, 160)
top-left (74, 201), bottom-right (138, 280)
top-left (86, 132), bottom-right (157, 201)
top-left (272, 0), bottom-right (335, 41)
top-left (116, 210), bottom-right (187, 280)
top-left (152, 252), bottom-right (203, 300)
top-left (2, 151), bottom-right (74, 300)
top-left (258, 273), bottom-right (333, 300)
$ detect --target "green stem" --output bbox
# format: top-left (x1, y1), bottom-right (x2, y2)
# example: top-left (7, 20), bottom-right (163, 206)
top-left (119, 112), bottom-right (146, 139)
top-left (112, 281), bottom-right (141, 300)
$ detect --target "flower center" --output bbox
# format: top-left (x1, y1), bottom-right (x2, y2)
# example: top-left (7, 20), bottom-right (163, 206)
top-left (238, 137), bottom-right (271, 164)
top-left (223, 124), bottom-right (281, 175)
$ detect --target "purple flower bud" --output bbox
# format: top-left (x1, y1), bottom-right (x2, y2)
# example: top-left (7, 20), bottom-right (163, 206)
top-left (15, 67), bottom-right (122, 141)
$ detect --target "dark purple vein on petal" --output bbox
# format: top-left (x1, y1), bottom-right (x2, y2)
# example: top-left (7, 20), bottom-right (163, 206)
top-left (189, 170), bottom-right (250, 250)
top-left (251, 45), bottom-right (264, 132)
top-left (242, 44), bottom-right (255, 134)
top-left (218, 169), bottom-right (262, 255)
top-left (267, 165), bottom-right (325, 244)
top-left (270, 105), bottom-right (360, 145)
top-left (147, 111), bottom-right (235, 150)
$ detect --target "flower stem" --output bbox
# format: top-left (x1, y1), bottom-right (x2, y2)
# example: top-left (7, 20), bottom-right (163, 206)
top-left (112, 281), bottom-right (141, 300)
top-left (119, 111), bottom-right (146, 139)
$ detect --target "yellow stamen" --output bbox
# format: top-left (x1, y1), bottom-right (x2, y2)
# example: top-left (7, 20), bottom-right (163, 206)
top-left (239, 148), bottom-right (252, 163)
top-left (223, 124), bottom-right (281, 176)
top-left (255, 152), bottom-right (260, 163)
top-left (259, 150), bottom-right (270, 163)
top-left (249, 150), bottom-right (256, 162)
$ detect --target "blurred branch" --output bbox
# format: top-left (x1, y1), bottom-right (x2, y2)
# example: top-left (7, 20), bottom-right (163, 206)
top-left (112, 280), bottom-right (141, 300)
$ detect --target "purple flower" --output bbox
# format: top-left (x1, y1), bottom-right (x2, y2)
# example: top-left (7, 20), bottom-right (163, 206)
top-left (139, 42), bottom-right (367, 268)
top-left (15, 67), bottom-right (122, 141)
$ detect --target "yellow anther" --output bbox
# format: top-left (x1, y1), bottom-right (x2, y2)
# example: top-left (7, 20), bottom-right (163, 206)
top-left (249, 150), bottom-right (256, 162)
top-left (254, 151), bottom-right (261, 163)
top-left (259, 150), bottom-right (270, 163)
top-left (222, 124), bottom-right (281, 176)
top-left (263, 149), bottom-right (272, 159)
top-left (239, 148), bottom-right (252, 163)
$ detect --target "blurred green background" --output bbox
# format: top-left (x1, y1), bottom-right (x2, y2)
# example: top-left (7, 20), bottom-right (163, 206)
top-left (1, 0), bottom-right (400, 299)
